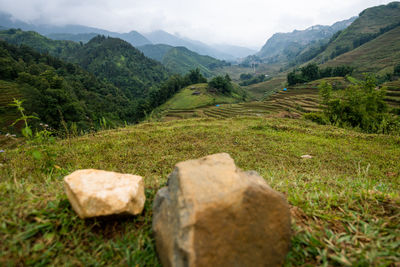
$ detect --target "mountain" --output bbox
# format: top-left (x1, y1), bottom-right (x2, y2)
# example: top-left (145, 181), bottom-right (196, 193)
top-left (138, 44), bottom-right (230, 77)
top-left (138, 44), bottom-right (174, 62)
top-left (0, 11), bottom-right (151, 47)
top-left (211, 44), bottom-right (257, 59)
top-left (0, 12), bottom-right (255, 60)
top-left (322, 25), bottom-right (400, 75)
top-left (143, 30), bottom-right (256, 60)
top-left (46, 33), bottom-right (98, 43)
top-left (0, 29), bottom-right (169, 99)
top-left (312, 2), bottom-right (400, 63)
top-left (256, 17), bottom-right (356, 64)
top-left (162, 47), bottom-right (229, 77)
top-left (0, 39), bottom-right (134, 131)
top-left (143, 30), bottom-right (234, 60)
top-left (69, 36), bottom-right (169, 98)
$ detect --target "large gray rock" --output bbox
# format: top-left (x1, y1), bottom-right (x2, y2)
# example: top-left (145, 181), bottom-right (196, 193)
top-left (152, 153), bottom-right (291, 267)
top-left (64, 169), bottom-right (145, 218)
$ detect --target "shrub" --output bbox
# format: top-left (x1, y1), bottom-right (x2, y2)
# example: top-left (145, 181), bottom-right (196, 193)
top-left (304, 112), bottom-right (328, 125)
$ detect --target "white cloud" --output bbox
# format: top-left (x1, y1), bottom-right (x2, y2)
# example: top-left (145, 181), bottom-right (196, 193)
top-left (0, 0), bottom-right (394, 48)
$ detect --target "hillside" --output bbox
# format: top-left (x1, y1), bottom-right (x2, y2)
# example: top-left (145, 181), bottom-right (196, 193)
top-left (144, 30), bottom-right (238, 60)
top-left (156, 83), bottom-right (247, 120)
top-left (313, 2), bottom-right (400, 63)
top-left (138, 44), bottom-right (173, 62)
top-left (256, 17), bottom-right (356, 65)
top-left (322, 26), bottom-right (400, 75)
top-left (69, 36), bottom-right (169, 98)
top-left (0, 29), bottom-right (80, 59)
top-left (138, 44), bottom-right (229, 77)
top-left (162, 47), bottom-right (229, 77)
top-left (0, 40), bottom-right (135, 132)
top-left (0, 30), bottom-right (170, 99)
top-left (1, 117), bottom-right (399, 265)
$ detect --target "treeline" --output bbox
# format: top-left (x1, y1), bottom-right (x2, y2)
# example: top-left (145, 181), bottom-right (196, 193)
top-left (0, 40), bottom-right (207, 133)
top-left (142, 68), bottom-right (207, 115)
top-left (208, 74), bottom-right (233, 94)
top-left (239, 74), bottom-right (269, 86)
top-left (287, 63), bottom-right (353, 86)
top-left (0, 40), bottom-right (132, 131)
top-left (305, 75), bottom-right (400, 134)
top-left (352, 22), bottom-right (400, 49)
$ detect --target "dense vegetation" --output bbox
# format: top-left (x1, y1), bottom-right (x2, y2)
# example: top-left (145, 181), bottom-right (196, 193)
top-left (0, 30), bottom-right (170, 99)
top-left (208, 74), bottom-right (233, 95)
top-left (287, 63), bottom-right (353, 85)
top-left (69, 36), bottom-right (169, 99)
top-left (139, 44), bottom-right (230, 77)
top-left (239, 73), bottom-right (269, 86)
top-left (305, 75), bottom-right (400, 134)
top-left (0, 40), bottom-right (133, 131)
top-left (0, 36), bottom-right (213, 133)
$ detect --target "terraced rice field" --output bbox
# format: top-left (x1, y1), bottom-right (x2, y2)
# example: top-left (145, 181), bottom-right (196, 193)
top-left (383, 80), bottom-right (400, 110)
top-left (161, 78), bottom-right (400, 121)
top-left (161, 86), bottom-right (322, 121)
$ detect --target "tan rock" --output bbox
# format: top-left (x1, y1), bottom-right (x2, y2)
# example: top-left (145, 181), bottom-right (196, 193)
top-left (64, 169), bottom-right (145, 218)
top-left (152, 153), bottom-right (291, 267)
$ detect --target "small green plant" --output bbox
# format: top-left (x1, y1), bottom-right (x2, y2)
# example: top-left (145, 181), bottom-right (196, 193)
top-left (9, 99), bottom-right (38, 138)
top-left (9, 98), bottom-right (57, 172)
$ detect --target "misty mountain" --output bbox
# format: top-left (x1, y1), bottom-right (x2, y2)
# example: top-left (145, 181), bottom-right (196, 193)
top-left (256, 17), bottom-right (357, 64)
top-left (0, 29), bottom-right (169, 99)
top-left (139, 44), bottom-right (230, 77)
top-left (143, 30), bottom-right (234, 60)
top-left (0, 11), bottom-right (254, 60)
top-left (143, 30), bottom-right (255, 60)
top-left (311, 2), bottom-right (400, 64)
top-left (0, 11), bottom-right (151, 47)
top-left (46, 33), bottom-right (98, 43)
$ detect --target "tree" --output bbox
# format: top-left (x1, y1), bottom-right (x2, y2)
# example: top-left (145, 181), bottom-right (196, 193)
top-left (300, 63), bottom-right (319, 82)
top-left (208, 75), bottom-right (233, 95)
top-left (320, 75), bottom-right (399, 133)
top-left (394, 63), bottom-right (400, 77)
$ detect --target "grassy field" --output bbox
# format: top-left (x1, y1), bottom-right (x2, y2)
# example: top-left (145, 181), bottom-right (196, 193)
top-left (1, 117), bottom-right (399, 266)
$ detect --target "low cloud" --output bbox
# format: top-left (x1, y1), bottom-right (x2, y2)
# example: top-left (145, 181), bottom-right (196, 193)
top-left (0, 0), bottom-right (393, 48)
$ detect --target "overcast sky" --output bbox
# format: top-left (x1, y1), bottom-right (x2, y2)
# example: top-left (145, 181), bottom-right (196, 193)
top-left (0, 0), bottom-right (394, 48)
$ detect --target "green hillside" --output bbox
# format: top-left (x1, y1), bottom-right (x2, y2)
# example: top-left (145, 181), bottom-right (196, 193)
top-left (0, 40), bottom-right (137, 132)
top-left (313, 2), bottom-right (400, 63)
top-left (0, 29), bottom-right (80, 60)
top-left (138, 44), bottom-right (173, 62)
top-left (139, 44), bottom-right (229, 77)
top-left (69, 36), bottom-right (169, 98)
top-left (0, 30), bottom-right (170, 98)
top-left (322, 26), bottom-right (400, 75)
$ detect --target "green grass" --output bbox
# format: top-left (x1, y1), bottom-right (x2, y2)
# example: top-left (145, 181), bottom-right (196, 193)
top-left (1, 117), bottom-right (399, 265)
top-left (158, 83), bottom-right (240, 110)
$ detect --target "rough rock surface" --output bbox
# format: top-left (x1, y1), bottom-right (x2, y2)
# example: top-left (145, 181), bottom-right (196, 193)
top-left (152, 153), bottom-right (291, 267)
top-left (64, 169), bottom-right (145, 218)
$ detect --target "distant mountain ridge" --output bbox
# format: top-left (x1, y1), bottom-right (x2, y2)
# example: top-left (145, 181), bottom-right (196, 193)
top-left (0, 29), bottom-right (169, 99)
top-left (138, 44), bottom-right (230, 77)
top-left (0, 11), bottom-right (255, 60)
top-left (256, 17), bottom-right (357, 64)
top-left (311, 1), bottom-right (400, 64)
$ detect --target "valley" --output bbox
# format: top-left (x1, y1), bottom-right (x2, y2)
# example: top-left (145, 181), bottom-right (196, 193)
top-left (0, 1), bottom-right (399, 266)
